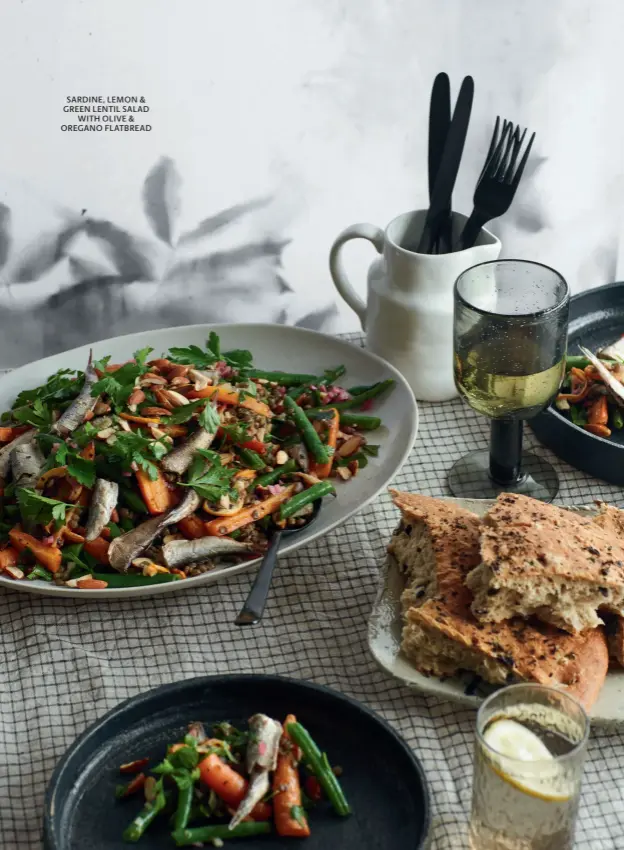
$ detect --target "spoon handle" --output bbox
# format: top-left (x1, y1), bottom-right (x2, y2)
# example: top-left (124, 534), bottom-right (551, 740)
top-left (235, 531), bottom-right (283, 626)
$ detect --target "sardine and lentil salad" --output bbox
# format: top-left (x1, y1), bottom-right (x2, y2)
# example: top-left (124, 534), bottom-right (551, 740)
top-left (0, 333), bottom-right (393, 589)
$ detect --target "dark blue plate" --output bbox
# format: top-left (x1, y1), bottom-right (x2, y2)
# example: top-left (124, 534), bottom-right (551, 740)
top-left (43, 674), bottom-right (430, 850)
top-left (531, 281), bottom-right (624, 485)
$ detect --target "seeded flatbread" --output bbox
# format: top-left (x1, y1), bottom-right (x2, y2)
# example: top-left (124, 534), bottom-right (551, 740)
top-left (466, 493), bottom-right (624, 634)
top-left (390, 490), bottom-right (609, 710)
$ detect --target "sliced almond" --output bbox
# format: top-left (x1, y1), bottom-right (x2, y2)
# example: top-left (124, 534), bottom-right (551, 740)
top-left (4, 565), bottom-right (25, 580)
top-left (336, 435), bottom-right (364, 457)
top-left (160, 389), bottom-right (190, 407)
top-left (336, 466), bottom-right (352, 480)
top-left (170, 376), bottom-right (191, 388)
top-left (275, 449), bottom-right (289, 465)
top-left (140, 374), bottom-right (168, 387)
top-left (166, 364), bottom-right (189, 379)
top-left (118, 418), bottom-right (132, 432)
top-left (94, 401), bottom-right (112, 416)
top-left (96, 427), bottom-right (115, 440)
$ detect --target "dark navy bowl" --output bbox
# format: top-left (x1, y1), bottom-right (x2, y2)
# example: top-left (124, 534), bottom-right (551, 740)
top-left (44, 674), bottom-right (430, 850)
top-left (531, 281), bottom-right (624, 485)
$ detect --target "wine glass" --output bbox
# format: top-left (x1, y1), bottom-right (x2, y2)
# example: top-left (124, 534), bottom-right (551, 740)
top-left (448, 259), bottom-right (569, 502)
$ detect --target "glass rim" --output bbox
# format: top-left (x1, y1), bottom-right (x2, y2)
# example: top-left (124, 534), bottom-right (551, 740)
top-left (454, 259), bottom-right (570, 319)
top-left (476, 683), bottom-right (590, 764)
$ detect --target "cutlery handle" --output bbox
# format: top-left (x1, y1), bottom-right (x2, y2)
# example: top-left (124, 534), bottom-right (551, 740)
top-left (459, 210), bottom-right (487, 251)
top-left (329, 223), bottom-right (384, 330)
top-left (235, 531), bottom-right (283, 626)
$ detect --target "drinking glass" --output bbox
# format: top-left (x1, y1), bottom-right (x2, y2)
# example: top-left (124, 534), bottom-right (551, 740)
top-left (449, 259), bottom-right (569, 502)
top-left (469, 684), bottom-right (589, 850)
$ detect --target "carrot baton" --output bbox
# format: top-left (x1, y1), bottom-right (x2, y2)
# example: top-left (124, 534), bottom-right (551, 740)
top-left (135, 468), bottom-right (175, 515)
top-left (204, 484), bottom-right (297, 536)
top-left (198, 753), bottom-right (272, 821)
top-left (273, 714), bottom-right (310, 838)
top-left (187, 385), bottom-right (273, 418)
top-left (9, 529), bottom-right (62, 574)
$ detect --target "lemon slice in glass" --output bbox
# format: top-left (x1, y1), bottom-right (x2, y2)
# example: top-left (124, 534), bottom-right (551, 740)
top-left (483, 718), bottom-right (573, 803)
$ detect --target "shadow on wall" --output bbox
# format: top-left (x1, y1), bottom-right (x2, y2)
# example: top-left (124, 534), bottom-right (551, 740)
top-left (0, 156), bottom-right (337, 367)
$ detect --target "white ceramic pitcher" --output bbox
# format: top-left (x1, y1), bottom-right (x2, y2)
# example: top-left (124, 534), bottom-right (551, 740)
top-left (329, 210), bottom-right (501, 401)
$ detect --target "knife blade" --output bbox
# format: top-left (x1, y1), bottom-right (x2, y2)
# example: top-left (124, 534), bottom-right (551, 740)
top-left (428, 73), bottom-right (451, 253)
top-left (417, 75), bottom-right (474, 254)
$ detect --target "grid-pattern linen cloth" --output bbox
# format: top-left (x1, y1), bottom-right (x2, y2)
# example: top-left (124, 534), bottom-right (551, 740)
top-left (1, 335), bottom-right (624, 850)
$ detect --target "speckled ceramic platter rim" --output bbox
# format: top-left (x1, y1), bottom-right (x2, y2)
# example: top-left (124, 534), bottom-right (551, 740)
top-left (0, 323), bottom-right (418, 599)
top-left (368, 497), bottom-right (624, 726)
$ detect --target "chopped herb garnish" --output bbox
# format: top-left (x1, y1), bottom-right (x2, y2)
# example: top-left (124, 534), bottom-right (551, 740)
top-left (97, 429), bottom-right (170, 481)
top-left (164, 400), bottom-right (205, 425)
top-left (198, 402), bottom-right (220, 433)
top-left (182, 451), bottom-right (236, 503)
top-left (26, 564), bottom-right (54, 582)
top-left (16, 489), bottom-right (74, 527)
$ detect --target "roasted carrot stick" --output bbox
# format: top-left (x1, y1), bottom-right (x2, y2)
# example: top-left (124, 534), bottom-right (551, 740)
top-left (309, 408), bottom-right (339, 480)
top-left (187, 385), bottom-right (272, 418)
top-left (83, 536), bottom-right (111, 565)
top-left (119, 412), bottom-right (161, 425)
top-left (584, 423), bottom-right (612, 438)
top-left (135, 468), bottom-right (174, 515)
top-left (0, 425), bottom-right (31, 443)
top-left (588, 395), bottom-right (609, 426)
top-left (198, 754), bottom-right (272, 821)
top-left (178, 515), bottom-right (208, 540)
top-left (273, 714), bottom-right (310, 838)
top-left (0, 547), bottom-right (19, 572)
top-left (9, 529), bottom-right (62, 573)
top-left (204, 485), bottom-right (297, 536)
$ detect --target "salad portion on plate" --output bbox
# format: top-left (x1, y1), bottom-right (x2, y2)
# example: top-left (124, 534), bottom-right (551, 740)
top-left (114, 713), bottom-right (350, 845)
top-left (0, 332), bottom-right (394, 591)
top-left (555, 341), bottom-right (624, 440)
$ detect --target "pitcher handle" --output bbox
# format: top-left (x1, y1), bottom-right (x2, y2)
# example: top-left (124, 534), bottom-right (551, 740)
top-left (329, 223), bottom-right (385, 330)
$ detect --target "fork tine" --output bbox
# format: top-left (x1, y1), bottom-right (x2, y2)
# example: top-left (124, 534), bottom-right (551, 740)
top-left (510, 131), bottom-right (536, 189)
top-left (476, 117), bottom-right (501, 184)
top-left (504, 127), bottom-right (527, 182)
top-left (494, 123), bottom-right (518, 180)
top-left (483, 120), bottom-right (512, 180)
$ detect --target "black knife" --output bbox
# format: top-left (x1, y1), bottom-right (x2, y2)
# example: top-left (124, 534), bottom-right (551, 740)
top-left (417, 75), bottom-right (474, 254)
top-left (428, 73), bottom-right (451, 253)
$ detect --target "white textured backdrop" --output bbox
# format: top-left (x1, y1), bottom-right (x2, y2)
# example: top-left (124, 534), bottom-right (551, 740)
top-left (0, 0), bottom-right (622, 365)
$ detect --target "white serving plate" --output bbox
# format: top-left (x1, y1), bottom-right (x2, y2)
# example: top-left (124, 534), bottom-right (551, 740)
top-left (0, 323), bottom-right (418, 599)
top-left (368, 497), bottom-right (624, 725)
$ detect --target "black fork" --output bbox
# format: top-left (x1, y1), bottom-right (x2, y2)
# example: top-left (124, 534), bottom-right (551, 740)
top-left (459, 117), bottom-right (536, 250)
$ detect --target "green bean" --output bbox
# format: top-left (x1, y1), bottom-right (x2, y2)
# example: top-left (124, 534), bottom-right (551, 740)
top-left (247, 369), bottom-right (317, 385)
top-left (306, 379), bottom-right (395, 413)
top-left (119, 487), bottom-right (149, 514)
top-left (253, 459), bottom-right (297, 488)
top-left (122, 781), bottom-right (166, 841)
top-left (173, 784), bottom-right (194, 833)
top-left (283, 396), bottom-right (330, 464)
top-left (322, 365), bottom-right (346, 384)
top-left (566, 355), bottom-right (615, 370)
top-left (92, 572), bottom-right (182, 587)
top-left (613, 409), bottom-right (624, 430)
top-left (237, 448), bottom-right (267, 470)
top-left (173, 822), bottom-right (272, 845)
top-left (346, 383), bottom-right (374, 395)
top-left (306, 411), bottom-right (382, 430)
top-left (280, 480), bottom-right (336, 520)
top-left (286, 722), bottom-right (351, 816)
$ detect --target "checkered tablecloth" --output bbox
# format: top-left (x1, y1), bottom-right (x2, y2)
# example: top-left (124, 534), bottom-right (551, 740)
top-left (1, 334), bottom-right (623, 850)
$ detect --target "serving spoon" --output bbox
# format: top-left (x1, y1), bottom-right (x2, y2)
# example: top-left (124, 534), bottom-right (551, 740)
top-left (234, 499), bottom-right (322, 626)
